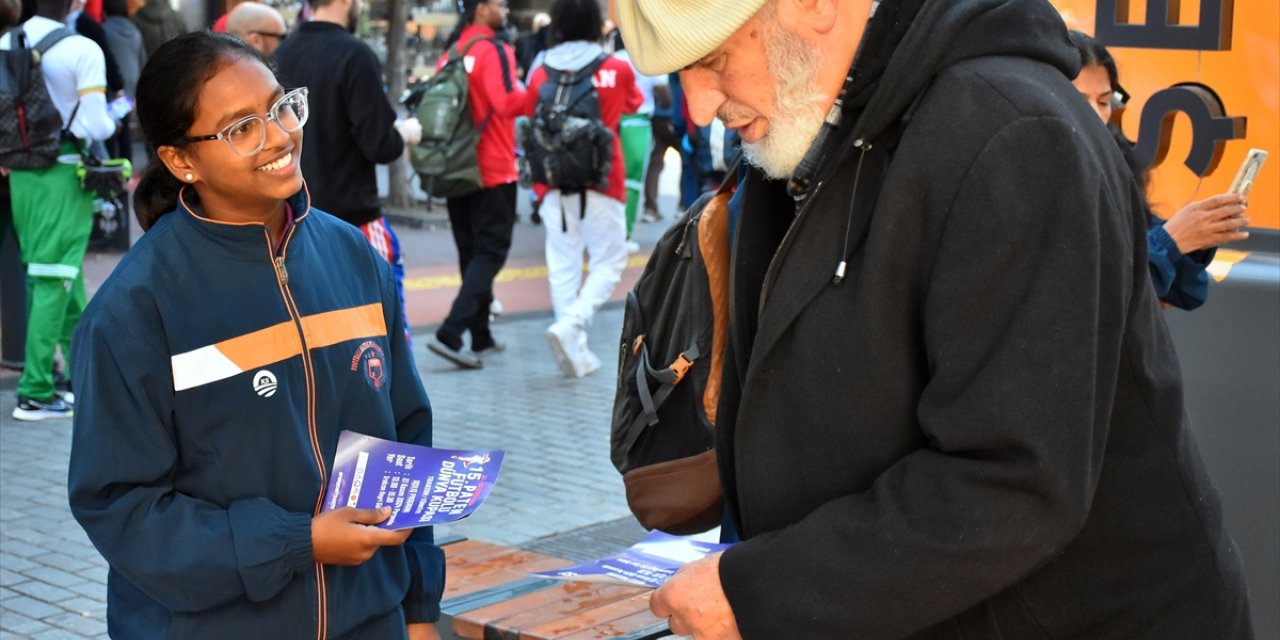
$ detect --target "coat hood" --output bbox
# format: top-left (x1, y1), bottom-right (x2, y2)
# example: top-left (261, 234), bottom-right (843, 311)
top-left (848, 0), bottom-right (1079, 144)
top-left (543, 40), bottom-right (606, 72)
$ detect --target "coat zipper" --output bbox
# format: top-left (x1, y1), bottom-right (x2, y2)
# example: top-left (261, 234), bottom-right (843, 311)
top-left (266, 227), bottom-right (328, 640)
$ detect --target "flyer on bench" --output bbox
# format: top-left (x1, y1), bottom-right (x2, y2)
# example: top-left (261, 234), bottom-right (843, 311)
top-left (530, 530), bottom-right (733, 589)
top-left (322, 430), bottom-right (504, 530)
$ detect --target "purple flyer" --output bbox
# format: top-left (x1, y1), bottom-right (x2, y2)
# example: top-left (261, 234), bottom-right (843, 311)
top-left (530, 530), bottom-right (733, 589)
top-left (323, 430), bottom-right (504, 530)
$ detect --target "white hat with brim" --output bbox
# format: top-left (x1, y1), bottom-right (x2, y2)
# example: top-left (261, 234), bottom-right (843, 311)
top-left (615, 0), bottom-right (770, 76)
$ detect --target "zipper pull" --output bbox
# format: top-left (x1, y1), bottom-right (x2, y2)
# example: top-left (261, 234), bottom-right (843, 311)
top-left (275, 256), bottom-right (289, 285)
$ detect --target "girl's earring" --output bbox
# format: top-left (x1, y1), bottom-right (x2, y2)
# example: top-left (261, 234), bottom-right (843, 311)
top-left (185, 173), bottom-right (194, 182)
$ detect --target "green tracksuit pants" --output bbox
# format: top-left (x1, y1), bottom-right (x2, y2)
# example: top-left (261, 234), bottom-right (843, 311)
top-left (619, 114), bottom-right (652, 238)
top-left (9, 143), bottom-right (94, 401)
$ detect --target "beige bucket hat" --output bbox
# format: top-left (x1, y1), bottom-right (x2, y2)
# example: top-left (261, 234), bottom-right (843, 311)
top-left (615, 0), bottom-right (770, 75)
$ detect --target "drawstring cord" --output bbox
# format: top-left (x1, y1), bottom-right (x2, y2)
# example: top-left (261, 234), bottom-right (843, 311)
top-left (834, 139), bottom-right (871, 284)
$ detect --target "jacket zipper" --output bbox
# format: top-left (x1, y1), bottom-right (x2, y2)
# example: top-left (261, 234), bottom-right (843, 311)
top-left (266, 228), bottom-right (328, 640)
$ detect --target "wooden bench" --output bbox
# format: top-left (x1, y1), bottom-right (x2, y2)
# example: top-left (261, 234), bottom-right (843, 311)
top-left (438, 538), bottom-right (672, 640)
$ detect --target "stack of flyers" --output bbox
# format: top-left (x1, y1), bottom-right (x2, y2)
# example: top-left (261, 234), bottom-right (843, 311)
top-left (323, 430), bottom-right (504, 530)
top-left (530, 530), bottom-right (733, 589)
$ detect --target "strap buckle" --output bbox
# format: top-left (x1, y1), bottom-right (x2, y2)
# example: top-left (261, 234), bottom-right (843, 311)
top-left (669, 353), bottom-right (694, 384)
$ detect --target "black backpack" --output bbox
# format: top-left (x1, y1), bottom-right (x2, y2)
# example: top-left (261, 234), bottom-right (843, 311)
top-left (519, 54), bottom-right (614, 194)
top-left (610, 168), bottom-right (738, 535)
top-left (0, 26), bottom-right (76, 170)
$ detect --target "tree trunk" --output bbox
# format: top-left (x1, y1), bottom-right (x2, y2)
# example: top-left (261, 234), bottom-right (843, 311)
top-left (384, 0), bottom-right (414, 210)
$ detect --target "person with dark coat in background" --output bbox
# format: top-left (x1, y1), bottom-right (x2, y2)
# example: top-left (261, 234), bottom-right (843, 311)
top-left (275, 0), bottom-right (423, 344)
top-left (101, 0), bottom-right (143, 99)
top-left (615, 0), bottom-right (1254, 638)
top-left (130, 0), bottom-right (186, 57)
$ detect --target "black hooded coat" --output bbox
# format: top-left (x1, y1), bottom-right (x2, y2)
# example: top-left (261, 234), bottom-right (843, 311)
top-left (713, 0), bottom-right (1253, 638)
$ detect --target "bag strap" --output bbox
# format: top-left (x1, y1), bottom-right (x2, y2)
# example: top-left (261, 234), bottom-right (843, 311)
top-left (618, 340), bottom-right (702, 455)
top-left (454, 36), bottom-right (513, 133)
top-left (12, 25), bottom-right (28, 49)
top-left (33, 26), bottom-right (76, 56)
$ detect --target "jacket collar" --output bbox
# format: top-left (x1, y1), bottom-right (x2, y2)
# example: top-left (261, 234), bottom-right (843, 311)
top-left (174, 183), bottom-right (312, 260)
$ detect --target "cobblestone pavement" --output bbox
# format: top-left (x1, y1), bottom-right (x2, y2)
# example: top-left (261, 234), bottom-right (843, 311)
top-left (0, 306), bottom-right (635, 639)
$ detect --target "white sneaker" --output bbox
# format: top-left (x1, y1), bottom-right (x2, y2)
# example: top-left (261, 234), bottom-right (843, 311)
top-left (546, 318), bottom-right (586, 378)
top-left (624, 240), bottom-right (641, 254)
top-left (576, 348), bottom-right (602, 377)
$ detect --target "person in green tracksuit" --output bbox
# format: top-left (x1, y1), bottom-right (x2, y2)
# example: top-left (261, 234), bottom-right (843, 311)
top-left (3, 0), bottom-right (119, 422)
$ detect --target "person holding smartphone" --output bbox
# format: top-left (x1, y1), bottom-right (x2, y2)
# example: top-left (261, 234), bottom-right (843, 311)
top-left (1069, 30), bottom-right (1250, 310)
top-left (68, 32), bottom-right (444, 640)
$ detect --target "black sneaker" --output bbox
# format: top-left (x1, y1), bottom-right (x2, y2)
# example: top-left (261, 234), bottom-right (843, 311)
top-left (13, 396), bottom-right (74, 422)
top-left (427, 337), bottom-right (483, 369)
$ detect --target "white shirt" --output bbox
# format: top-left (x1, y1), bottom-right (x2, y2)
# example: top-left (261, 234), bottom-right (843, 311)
top-left (1, 16), bottom-right (117, 141)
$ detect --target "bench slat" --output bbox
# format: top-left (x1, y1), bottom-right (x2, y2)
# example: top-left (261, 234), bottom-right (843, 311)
top-left (446, 548), bottom-right (571, 600)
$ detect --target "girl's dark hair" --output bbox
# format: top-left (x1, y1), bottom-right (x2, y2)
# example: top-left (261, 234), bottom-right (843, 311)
top-left (133, 31), bottom-right (269, 230)
top-left (1067, 30), bottom-right (1149, 188)
top-left (1068, 30), bottom-right (1119, 91)
top-left (549, 0), bottom-right (600, 46)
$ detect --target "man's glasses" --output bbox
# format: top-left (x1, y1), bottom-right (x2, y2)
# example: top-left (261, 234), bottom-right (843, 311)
top-left (251, 30), bottom-right (287, 40)
top-left (181, 87), bottom-right (308, 157)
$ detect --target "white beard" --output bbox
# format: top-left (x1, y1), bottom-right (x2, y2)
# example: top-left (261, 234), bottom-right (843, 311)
top-left (741, 22), bottom-right (828, 180)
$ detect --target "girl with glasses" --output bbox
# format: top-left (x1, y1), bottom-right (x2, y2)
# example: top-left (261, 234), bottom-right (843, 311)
top-left (68, 31), bottom-right (445, 640)
top-left (1068, 30), bottom-right (1250, 311)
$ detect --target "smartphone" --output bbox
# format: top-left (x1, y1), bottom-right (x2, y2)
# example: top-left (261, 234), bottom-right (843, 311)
top-left (106, 95), bottom-right (135, 121)
top-left (1228, 148), bottom-right (1268, 196)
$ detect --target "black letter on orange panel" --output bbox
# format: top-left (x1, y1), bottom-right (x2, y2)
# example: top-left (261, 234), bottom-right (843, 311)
top-left (1096, 0), bottom-right (1233, 51)
top-left (1133, 84), bottom-right (1246, 177)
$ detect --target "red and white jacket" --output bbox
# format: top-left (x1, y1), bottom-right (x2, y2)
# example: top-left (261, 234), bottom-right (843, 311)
top-left (436, 25), bottom-right (528, 188)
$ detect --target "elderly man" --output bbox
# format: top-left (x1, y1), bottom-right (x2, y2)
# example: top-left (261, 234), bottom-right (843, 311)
top-left (225, 1), bottom-right (287, 56)
top-left (615, 0), bottom-right (1253, 639)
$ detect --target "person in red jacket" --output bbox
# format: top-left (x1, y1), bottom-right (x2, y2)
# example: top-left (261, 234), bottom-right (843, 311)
top-left (426, 0), bottom-right (528, 369)
top-left (522, 0), bottom-right (641, 378)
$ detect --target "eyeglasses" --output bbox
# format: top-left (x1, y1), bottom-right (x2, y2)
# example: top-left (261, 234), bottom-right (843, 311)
top-left (182, 87), bottom-right (308, 157)
top-left (250, 30), bottom-right (287, 40)
top-left (1110, 83), bottom-right (1130, 111)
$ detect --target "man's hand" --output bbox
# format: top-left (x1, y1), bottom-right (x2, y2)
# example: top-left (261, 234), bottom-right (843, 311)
top-left (311, 507), bottom-right (412, 565)
top-left (394, 117), bottom-right (423, 148)
top-left (406, 622), bottom-right (440, 640)
top-left (650, 552), bottom-right (742, 640)
top-left (1161, 193), bottom-right (1249, 254)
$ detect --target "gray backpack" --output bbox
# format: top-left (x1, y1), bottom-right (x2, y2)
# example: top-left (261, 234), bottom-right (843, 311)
top-left (0, 26), bottom-right (76, 170)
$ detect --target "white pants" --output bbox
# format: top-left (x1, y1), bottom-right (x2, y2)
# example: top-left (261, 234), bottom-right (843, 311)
top-left (543, 189), bottom-right (628, 329)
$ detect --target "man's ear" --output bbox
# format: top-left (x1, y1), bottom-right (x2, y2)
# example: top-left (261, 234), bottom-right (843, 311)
top-left (778, 0), bottom-right (839, 36)
top-left (157, 145), bottom-right (199, 184)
